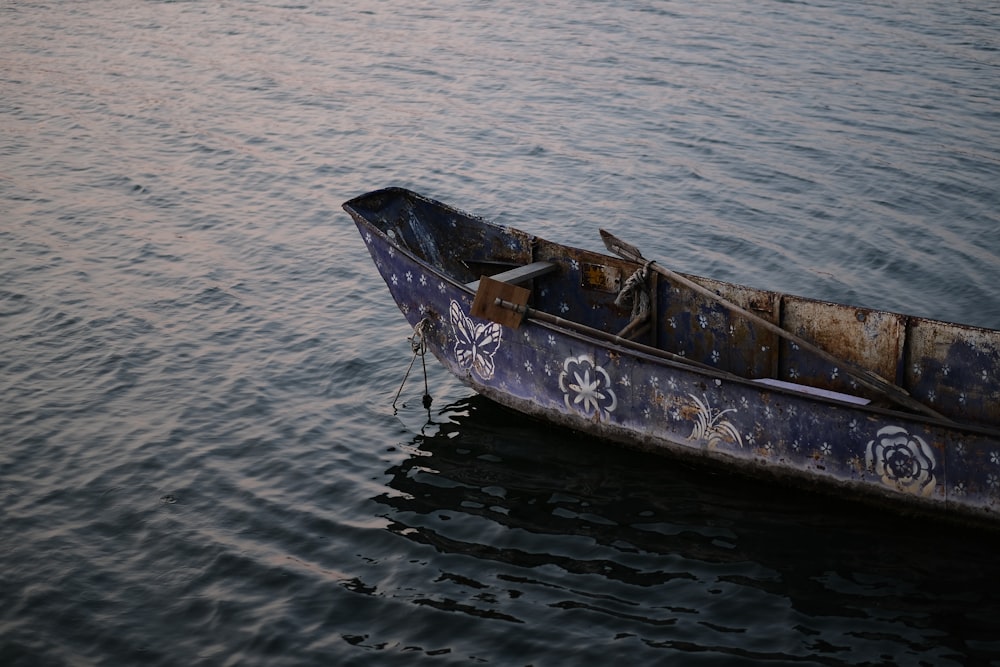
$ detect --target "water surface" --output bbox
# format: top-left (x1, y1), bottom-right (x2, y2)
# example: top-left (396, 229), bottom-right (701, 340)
top-left (2, 1), bottom-right (1000, 665)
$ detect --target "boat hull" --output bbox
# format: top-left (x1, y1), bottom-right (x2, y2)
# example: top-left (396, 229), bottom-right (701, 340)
top-left (345, 188), bottom-right (1000, 526)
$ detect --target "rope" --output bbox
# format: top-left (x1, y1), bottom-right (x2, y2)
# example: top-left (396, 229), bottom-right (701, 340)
top-left (392, 318), bottom-right (433, 413)
top-left (615, 262), bottom-right (651, 322)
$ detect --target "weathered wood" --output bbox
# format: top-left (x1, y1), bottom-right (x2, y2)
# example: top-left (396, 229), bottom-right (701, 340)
top-left (599, 229), bottom-right (949, 421)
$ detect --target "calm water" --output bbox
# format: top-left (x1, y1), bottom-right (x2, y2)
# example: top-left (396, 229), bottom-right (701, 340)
top-left (3, 1), bottom-right (1000, 665)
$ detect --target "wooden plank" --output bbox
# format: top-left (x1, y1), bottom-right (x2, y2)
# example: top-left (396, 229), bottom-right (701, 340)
top-left (470, 275), bottom-right (530, 328)
top-left (466, 261), bottom-right (557, 291)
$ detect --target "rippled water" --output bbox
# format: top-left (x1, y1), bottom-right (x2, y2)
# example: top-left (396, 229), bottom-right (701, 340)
top-left (3, 1), bottom-right (1000, 665)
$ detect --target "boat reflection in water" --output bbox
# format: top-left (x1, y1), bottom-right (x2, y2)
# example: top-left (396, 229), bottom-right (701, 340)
top-left (370, 396), bottom-right (998, 664)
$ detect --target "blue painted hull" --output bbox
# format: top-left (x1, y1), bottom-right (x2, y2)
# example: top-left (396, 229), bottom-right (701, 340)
top-left (345, 187), bottom-right (1000, 525)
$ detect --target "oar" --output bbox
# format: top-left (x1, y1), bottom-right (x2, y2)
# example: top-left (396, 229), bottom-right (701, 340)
top-left (599, 229), bottom-right (950, 421)
top-left (491, 297), bottom-right (738, 377)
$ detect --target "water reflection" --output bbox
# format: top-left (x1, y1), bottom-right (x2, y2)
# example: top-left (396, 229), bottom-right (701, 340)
top-left (375, 396), bottom-right (999, 664)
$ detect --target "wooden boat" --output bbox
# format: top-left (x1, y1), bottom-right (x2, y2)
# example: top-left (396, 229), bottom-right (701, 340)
top-left (344, 187), bottom-right (1000, 525)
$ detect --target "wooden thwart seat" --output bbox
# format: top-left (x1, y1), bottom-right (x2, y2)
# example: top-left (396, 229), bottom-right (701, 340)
top-left (466, 261), bottom-right (557, 291)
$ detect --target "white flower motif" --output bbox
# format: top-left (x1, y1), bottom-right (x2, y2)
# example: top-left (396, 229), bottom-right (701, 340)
top-left (831, 368), bottom-right (839, 380)
top-left (559, 355), bottom-right (617, 420)
top-left (698, 314), bottom-right (708, 329)
top-left (391, 274), bottom-right (399, 285)
top-left (668, 317), bottom-right (677, 329)
top-left (620, 376), bottom-right (631, 388)
top-left (667, 377), bottom-right (678, 391)
top-left (789, 368), bottom-right (799, 379)
top-left (547, 334), bottom-right (556, 347)
top-left (365, 231), bottom-right (373, 244)
top-left (820, 442), bottom-right (832, 456)
top-left (953, 483), bottom-right (966, 496)
top-left (450, 300), bottom-right (502, 381)
top-left (991, 451), bottom-right (999, 465)
top-left (420, 275), bottom-right (428, 287)
top-left (711, 350), bottom-right (720, 363)
top-left (942, 364), bottom-right (951, 376)
top-left (438, 281), bottom-right (446, 293)
top-left (570, 259), bottom-right (580, 271)
top-left (406, 271), bottom-right (413, 283)
top-left (559, 302), bottom-right (570, 314)
top-left (388, 246), bottom-right (395, 258)
top-left (988, 473), bottom-right (999, 490)
top-left (524, 360), bottom-right (533, 373)
top-left (865, 426), bottom-right (936, 497)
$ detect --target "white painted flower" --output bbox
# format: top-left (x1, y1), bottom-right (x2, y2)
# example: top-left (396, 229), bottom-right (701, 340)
top-left (865, 426), bottom-right (936, 497)
top-left (547, 334), bottom-right (556, 347)
top-left (820, 442), bottom-right (832, 456)
top-left (420, 274), bottom-right (428, 287)
top-left (524, 360), bottom-right (533, 373)
top-left (559, 355), bottom-right (617, 420)
top-left (559, 302), bottom-right (569, 314)
top-left (450, 300), bottom-right (502, 381)
top-left (406, 271), bottom-right (413, 283)
top-left (391, 274), bottom-right (399, 286)
top-left (991, 451), bottom-right (999, 465)
top-left (698, 314), bottom-right (708, 329)
top-left (711, 350), bottom-right (720, 363)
